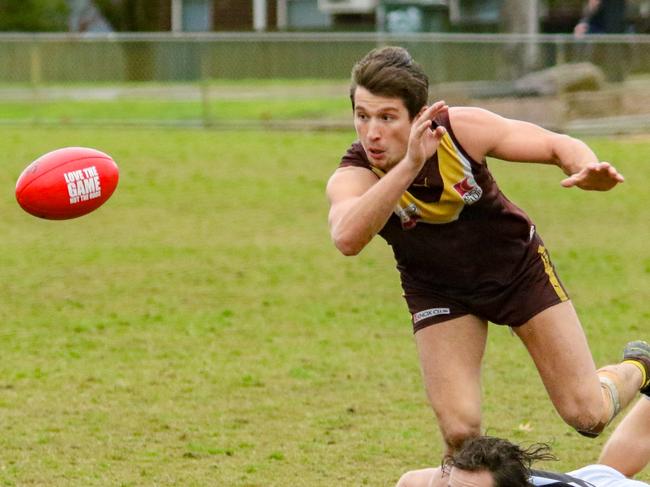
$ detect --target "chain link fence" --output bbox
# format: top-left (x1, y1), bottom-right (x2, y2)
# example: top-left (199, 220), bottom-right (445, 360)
top-left (1, 32), bottom-right (649, 133)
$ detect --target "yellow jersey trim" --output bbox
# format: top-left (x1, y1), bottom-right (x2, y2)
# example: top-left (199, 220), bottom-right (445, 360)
top-left (371, 132), bottom-right (482, 226)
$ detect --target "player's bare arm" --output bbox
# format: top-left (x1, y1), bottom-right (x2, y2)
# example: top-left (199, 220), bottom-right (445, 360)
top-left (448, 106), bottom-right (624, 191)
top-left (327, 160), bottom-right (423, 256)
top-left (598, 397), bottom-right (650, 476)
top-left (327, 104), bottom-right (447, 256)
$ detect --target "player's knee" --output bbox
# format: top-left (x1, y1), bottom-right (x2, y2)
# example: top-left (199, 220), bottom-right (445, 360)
top-left (575, 421), bottom-right (606, 438)
top-left (561, 405), bottom-right (607, 438)
top-left (441, 421), bottom-right (481, 452)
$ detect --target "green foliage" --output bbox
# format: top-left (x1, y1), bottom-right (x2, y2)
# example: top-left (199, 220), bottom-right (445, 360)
top-left (0, 0), bottom-right (69, 32)
top-left (0, 128), bottom-right (648, 485)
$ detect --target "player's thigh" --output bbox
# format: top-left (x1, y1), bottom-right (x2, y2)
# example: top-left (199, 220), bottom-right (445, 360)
top-left (415, 315), bottom-right (487, 423)
top-left (512, 300), bottom-right (601, 406)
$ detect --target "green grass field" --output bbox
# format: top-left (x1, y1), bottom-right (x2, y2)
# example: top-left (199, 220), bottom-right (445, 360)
top-left (0, 80), bottom-right (351, 127)
top-left (0, 98), bottom-right (351, 124)
top-left (0, 127), bottom-right (648, 486)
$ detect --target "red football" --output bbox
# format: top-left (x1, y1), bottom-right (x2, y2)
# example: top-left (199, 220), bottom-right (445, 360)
top-left (16, 147), bottom-right (119, 220)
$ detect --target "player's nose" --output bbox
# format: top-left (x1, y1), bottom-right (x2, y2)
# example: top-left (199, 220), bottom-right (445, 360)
top-left (367, 119), bottom-right (381, 140)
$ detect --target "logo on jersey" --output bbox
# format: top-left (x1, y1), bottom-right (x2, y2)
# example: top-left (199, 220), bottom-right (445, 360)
top-left (453, 176), bottom-right (483, 205)
top-left (395, 203), bottom-right (420, 230)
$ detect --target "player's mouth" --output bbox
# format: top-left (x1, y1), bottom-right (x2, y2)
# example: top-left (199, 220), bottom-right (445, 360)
top-left (368, 148), bottom-right (386, 160)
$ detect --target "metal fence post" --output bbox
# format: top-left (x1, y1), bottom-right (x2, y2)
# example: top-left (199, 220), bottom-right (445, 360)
top-left (200, 41), bottom-right (212, 128)
top-left (29, 40), bottom-right (42, 86)
top-left (555, 37), bottom-right (566, 65)
top-left (200, 79), bottom-right (211, 128)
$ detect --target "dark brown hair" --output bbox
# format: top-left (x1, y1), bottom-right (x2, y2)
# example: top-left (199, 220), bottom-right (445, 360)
top-left (442, 436), bottom-right (557, 487)
top-left (350, 46), bottom-right (429, 119)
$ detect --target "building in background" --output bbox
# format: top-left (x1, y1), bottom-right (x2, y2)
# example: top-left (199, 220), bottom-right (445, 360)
top-left (7, 0), bottom-right (646, 34)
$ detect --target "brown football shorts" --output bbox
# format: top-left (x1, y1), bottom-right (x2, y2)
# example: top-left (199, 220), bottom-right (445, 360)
top-left (404, 239), bottom-right (569, 333)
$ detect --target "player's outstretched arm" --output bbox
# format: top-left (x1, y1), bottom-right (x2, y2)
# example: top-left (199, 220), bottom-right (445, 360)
top-left (598, 397), bottom-right (650, 477)
top-left (449, 107), bottom-right (624, 191)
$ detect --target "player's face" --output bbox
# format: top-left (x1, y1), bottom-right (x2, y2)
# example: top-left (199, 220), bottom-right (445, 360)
top-left (448, 467), bottom-right (495, 487)
top-left (353, 86), bottom-right (413, 171)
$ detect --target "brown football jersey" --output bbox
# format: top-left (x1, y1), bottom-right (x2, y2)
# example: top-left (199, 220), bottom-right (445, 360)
top-left (339, 111), bottom-right (538, 295)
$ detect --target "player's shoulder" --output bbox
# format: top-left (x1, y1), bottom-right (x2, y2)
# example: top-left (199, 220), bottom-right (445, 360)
top-left (340, 140), bottom-right (370, 168)
top-left (329, 140), bottom-right (376, 196)
top-left (446, 106), bottom-right (502, 142)
top-left (448, 106), bottom-right (502, 128)
top-left (446, 106), bottom-right (510, 162)
top-left (345, 140), bottom-right (366, 158)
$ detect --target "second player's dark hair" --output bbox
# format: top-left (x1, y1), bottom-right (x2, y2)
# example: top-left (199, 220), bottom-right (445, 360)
top-left (442, 436), bottom-right (557, 487)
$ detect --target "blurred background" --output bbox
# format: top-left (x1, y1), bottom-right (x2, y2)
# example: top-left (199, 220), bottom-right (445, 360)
top-left (2, 0), bottom-right (650, 134)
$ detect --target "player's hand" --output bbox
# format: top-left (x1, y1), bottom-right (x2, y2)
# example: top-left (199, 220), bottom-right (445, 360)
top-left (560, 162), bottom-right (624, 191)
top-left (405, 101), bottom-right (448, 170)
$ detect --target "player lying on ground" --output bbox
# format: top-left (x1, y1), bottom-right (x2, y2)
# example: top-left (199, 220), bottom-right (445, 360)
top-left (326, 46), bottom-right (650, 460)
top-left (396, 395), bottom-right (650, 487)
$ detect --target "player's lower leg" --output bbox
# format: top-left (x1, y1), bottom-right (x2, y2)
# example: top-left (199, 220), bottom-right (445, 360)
top-left (576, 342), bottom-right (648, 438)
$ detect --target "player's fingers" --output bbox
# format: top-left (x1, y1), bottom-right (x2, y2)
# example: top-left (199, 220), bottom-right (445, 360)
top-left (411, 102), bottom-right (448, 145)
top-left (413, 116), bottom-right (435, 138)
top-left (561, 175), bottom-right (579, 188)
top-left (432, 125), bottom-right (447, 140)
top-left (429, 103), bottom-right (448, 123)
top-left (586, 163), bottom-right (604, 174)
top-left (429, 100), bottom-right (447, 114)
top-left (422, 100), bottom-right (445, 113)
top-left (415, 101), bottom-right (447, 124)
top-left (422, 121), bottom-right (447, 142)
top-left (591, 163), bottom-right (624, 183)
top-left (606, 165), bottom-right (624, 182)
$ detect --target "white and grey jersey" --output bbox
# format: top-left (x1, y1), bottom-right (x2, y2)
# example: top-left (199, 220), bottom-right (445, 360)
top-left (531, 466), bottom-right (649, 487)
top-left (530, 469), bottom-right (596, 487)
